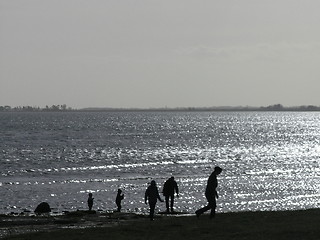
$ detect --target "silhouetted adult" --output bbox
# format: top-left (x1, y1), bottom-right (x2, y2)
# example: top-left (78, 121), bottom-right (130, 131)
top-left (163, 176), bottom-right (179, 213)
top-left (145, 180), bottom-right (164, 220)
top-left (195, 166), bottom-right (222, 219)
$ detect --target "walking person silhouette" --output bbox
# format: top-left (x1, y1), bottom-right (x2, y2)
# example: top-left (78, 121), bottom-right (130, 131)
top-left (145, 180), bottom-right (164, 221)
top-left (163, 176), bottom-right (179, 213)
top-left (195, 166), bottom-right (222, 219)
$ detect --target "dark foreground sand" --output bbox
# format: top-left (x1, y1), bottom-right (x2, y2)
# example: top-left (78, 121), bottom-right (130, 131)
top-left (1, 209), bottom-right (319, 240)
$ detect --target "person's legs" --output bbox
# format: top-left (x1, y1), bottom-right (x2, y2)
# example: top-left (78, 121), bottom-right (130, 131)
top-left (209, 207), bottom-right (216, 219)
top-left (165, 196), bottom-right (170, 212)
top-left (149, 202), bottom-right (156, 220)
top-left (195, 204), bottom-right (211, 217)
top-left (170, 195), bottom-right (175, 212)
top-left (117, 203), bottom-right (121, 212)
top-left (196, 196), bottom-right (215, 218)
top-left (209, 198), bottom-right (217, 219)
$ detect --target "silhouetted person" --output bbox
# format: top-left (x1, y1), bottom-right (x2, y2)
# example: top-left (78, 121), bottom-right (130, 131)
top-left (115, 189), bottom-right (124, 212)
top-left (87, 193), bottom-right (94, 211)
top-left (145, 180), bottom-right (164, 220)
top-left (195, 166), bottom-right (222, 219)
top-left (163, 176), bottom-right (179, 213)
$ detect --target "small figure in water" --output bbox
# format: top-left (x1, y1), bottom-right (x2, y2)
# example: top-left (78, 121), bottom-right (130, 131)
top-left (115, 189), bottom-right (124, 212)
top-left (163, 176), bottom-right (179, 213)
top-left (87, 193), bottom-right (94, 211)
top-left (145, 180), bottom-right (164, 221)
top-left (195, 166), bottom-right (222, 219)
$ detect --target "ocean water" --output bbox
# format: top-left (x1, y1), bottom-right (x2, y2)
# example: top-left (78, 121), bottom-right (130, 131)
top-left (0, 111), bottom-right (319, 215)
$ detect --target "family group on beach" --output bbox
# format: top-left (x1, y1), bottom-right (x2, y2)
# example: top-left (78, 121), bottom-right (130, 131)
top-left (88, 166), bottom-right (223, 221)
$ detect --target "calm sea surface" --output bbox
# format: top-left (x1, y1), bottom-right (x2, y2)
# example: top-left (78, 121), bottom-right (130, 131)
top-left (0, 111), bottom-right (319, 215)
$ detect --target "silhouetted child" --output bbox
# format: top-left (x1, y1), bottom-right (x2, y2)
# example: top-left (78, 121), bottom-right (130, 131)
top-left (115, 189), bottom-right (124, 212)
top-left (87, 193), bottom-right (94, 211)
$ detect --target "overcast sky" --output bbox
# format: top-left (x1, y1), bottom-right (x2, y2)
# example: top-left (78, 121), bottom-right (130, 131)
top-left (1, 0), bottom-right (320, 108)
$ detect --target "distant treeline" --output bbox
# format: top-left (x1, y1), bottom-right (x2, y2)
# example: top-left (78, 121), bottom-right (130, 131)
top-left (1, 104), bottom-right (320, 112)
top-left (0, 104), bottom-right (73, 112)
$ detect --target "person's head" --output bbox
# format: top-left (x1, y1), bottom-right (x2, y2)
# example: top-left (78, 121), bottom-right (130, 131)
top-left (118, 189), bottom-right (122, 193)
top-left (151, 180), bottom-right (156, 186)
top-left (214, 166), bottom-right (222, 175)
top-left (89, 193), bottom-right (93, 197)
top-left (170, 176), bottom-right (174, 181)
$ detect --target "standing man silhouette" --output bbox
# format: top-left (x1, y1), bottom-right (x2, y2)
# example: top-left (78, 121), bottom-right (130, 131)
top-left (195, 166), bottom-right (222, 219)
top-left (163, 176), bottom-right (179, 213)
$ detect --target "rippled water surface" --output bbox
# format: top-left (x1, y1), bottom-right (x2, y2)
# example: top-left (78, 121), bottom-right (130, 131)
top-left (0, 111), bottom-right (319, 214)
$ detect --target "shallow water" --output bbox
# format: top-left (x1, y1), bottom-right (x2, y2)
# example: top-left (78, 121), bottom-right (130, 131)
top-left (0, 111), bottom-right (319, 215)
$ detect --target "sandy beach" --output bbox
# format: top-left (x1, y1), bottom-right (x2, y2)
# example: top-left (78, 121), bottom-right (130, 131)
top-left (1, 209), bottom-right (319, 240)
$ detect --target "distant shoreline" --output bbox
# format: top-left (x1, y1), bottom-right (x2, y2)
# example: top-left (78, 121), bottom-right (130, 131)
top-left (79, 105), bottom-right (320, 112)
top-left (1, 104), bottom-right (320, 112)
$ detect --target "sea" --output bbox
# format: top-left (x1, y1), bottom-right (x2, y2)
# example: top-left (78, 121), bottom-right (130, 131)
top-left (0, 111), bottom-right (319, 215)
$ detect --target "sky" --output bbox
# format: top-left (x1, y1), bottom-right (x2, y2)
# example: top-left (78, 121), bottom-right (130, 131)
top-left (1, 0), bottom-right (320, 109)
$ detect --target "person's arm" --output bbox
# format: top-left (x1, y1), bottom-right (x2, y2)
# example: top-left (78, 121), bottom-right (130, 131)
top-left (145, 189), bottom-right (148, 204)
top-left (175, 182), bottom-right (179, 196)
top-left (156, 189), bottom-right (164, 202)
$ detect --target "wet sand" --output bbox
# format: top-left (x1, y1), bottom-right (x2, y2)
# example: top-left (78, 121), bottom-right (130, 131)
top-left (1, 209), bottom-right (320, 240)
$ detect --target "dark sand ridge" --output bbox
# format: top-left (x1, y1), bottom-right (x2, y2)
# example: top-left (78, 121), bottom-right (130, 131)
top-left (1, 209), bottom-right (320, 240)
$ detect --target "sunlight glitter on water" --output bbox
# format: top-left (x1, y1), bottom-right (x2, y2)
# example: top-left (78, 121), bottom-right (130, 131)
top-left (1, 111), bottom-right (320, 214)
